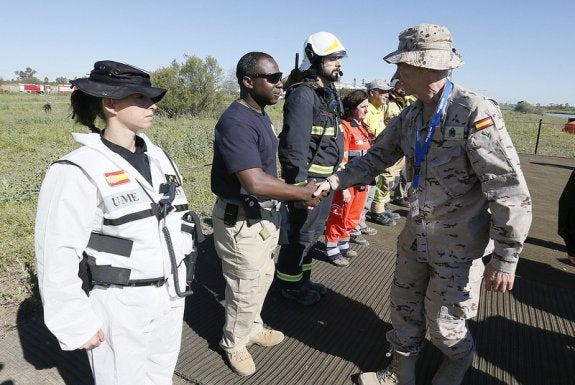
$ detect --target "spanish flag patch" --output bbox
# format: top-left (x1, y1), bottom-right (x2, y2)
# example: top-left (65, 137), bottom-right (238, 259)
top-left (104, 170), bottom-right (130, 186)
top-left (474, 116), bottom-right (494, 131)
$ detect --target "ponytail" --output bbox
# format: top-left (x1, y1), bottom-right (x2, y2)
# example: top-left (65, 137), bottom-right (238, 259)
top-left (70, 90), bottom-right (105, 133)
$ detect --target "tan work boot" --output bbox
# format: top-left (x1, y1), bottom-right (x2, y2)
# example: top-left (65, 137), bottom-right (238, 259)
top-left (432, 348), bottom-right (474, 385)
top-left (248, 327), bottom-right (285, 347)
top-left (343, 249), bottom-right (358, 258)
top-left (358, 350), bottom-right (417, 385)
top-left (370, 201), bottom-right (386, 214)
top-left (226, 347), bottom-right (256, 376)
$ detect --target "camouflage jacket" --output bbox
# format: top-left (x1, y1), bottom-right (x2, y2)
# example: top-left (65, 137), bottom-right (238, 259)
top-left (337, 83), bottom-right (532, 274)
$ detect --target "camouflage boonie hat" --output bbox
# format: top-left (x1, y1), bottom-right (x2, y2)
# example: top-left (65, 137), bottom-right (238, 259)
top-left (384, 24), bottom-right (464, 70)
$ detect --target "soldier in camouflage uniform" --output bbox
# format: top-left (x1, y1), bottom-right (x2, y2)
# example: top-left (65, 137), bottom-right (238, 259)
top-left (315, 24), bottom-right (532, 385)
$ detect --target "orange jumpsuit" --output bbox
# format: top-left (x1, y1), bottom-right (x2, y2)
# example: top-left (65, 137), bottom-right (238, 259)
top-left (325, 119), bottom-right (373, 257)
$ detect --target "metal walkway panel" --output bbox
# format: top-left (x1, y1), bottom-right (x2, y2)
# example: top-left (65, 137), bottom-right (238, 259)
top-left (175, 240), bottom-right (575, 385)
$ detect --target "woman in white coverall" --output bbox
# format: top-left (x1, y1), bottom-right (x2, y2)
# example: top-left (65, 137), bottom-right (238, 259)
top-left (35, 60), bottom-right (199, 385)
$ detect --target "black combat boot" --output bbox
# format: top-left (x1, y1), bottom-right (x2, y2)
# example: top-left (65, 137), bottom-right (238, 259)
top-left (431, 347), bottom-right (474, 385)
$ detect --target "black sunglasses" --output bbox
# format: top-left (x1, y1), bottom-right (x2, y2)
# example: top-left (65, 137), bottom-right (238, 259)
top-left (245, 72), bottom-right (283, 84)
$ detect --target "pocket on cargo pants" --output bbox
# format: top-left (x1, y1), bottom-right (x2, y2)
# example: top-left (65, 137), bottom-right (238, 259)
top-left (425, 259), bottom-right (484, 351)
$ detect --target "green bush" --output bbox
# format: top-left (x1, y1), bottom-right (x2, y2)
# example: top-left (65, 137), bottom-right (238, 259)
top-left (152, 55), bottom-right (228, 118)
top-left (514, 100), bottom-right (544, 115)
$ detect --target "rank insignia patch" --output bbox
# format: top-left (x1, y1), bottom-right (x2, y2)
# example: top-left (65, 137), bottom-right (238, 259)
top-left (443, 125), bottom-right (465, 140)
top-left (474, 117), bottom-right (494, 131)
top-left (104, 170), bottom-right (130, 186)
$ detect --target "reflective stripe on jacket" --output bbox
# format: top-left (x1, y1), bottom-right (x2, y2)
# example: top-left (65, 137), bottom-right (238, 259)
top-left (279, 82), bottom-right (344, 183)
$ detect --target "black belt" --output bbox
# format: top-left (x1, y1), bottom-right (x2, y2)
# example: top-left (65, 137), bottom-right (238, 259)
top-left (217, 197), bottom-right (279, 210)
top-left (94, 277), bottom-right (166, 288)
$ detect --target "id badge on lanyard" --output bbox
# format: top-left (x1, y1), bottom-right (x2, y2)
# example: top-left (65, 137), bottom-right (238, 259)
top-left (410, 195), bottom-right (420, 218)
top-left (410, 79), bottom-right (452, 218)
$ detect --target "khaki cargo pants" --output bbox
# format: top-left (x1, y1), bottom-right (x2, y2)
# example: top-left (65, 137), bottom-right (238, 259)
top-left (212, 198), bottom-right (280, 353)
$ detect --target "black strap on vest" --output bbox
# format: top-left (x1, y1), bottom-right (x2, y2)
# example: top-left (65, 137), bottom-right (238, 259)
top-left (132, 178), bottom-right (197, 297)
top-left (52, 158), bottom-right (200, 296)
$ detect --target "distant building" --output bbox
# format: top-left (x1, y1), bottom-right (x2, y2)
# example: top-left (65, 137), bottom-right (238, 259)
top-left (58, 84), bottom-right (74, 94)
top-left (334, 80), bottom-right (365, 90)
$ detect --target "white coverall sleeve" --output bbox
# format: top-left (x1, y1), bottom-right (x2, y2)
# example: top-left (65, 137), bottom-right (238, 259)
top-left (35, 163), bottom-right (103, 350)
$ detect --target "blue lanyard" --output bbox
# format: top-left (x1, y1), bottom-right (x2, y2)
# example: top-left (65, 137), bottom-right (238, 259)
top-left (412, 79), bottom-right (452, 190)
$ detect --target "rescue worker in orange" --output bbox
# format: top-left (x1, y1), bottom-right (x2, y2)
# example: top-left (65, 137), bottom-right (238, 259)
top-left (324, 90), bottom-right (374, 266)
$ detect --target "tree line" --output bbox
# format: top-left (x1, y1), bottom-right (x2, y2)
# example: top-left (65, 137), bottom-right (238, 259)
top-left (2, 55), bottom-right (240, 118)
top-left (4, 57), bottom-right (574, 117)
top-left (512, 101), bottom-right (574, 115)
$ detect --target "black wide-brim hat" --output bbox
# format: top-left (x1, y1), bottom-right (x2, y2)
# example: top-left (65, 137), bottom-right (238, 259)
top-left (71, 60), bottom-right (166, 103)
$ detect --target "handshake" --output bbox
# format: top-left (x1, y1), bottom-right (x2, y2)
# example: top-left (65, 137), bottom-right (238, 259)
top-left (313, 175), bottom-right (338, 196)
top-left (295, 175), bottom-right (339, 209)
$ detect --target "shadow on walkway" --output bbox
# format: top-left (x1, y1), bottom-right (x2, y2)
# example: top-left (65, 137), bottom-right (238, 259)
top-left (16, 297), bottom-right (93, 385)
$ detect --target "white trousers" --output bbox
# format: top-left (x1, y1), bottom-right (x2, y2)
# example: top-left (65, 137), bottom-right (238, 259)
top-left (87, 284), bottom-right (184, 385)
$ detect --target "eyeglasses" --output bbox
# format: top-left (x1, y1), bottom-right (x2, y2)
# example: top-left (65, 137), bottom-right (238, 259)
top-left (372, 89), bottom-right (389, 94)
top-left (245, 72), bottom-right (283, 84)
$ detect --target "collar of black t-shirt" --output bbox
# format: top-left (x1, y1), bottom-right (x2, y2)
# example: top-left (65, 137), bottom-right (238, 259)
top-left (100, 135), bottom-right (153, 185)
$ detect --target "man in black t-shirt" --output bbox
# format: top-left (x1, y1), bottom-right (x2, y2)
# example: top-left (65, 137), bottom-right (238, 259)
top-left (211, 52), bottom-right (323, 377)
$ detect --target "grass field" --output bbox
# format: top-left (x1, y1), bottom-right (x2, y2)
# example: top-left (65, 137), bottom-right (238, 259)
top-left (0, 92), bottom-right (573, 307)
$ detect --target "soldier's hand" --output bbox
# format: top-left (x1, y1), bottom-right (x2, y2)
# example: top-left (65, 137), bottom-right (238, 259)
top-left (483, 263), bottom-right (514, 293)
top-left (81, 329), bottom-right (105, 350)
top-left (314, 180), bottom-right (331, 197)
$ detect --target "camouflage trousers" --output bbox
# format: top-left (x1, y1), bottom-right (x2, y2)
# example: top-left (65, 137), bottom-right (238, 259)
top-left (386, 248), bottom-right (484, 360)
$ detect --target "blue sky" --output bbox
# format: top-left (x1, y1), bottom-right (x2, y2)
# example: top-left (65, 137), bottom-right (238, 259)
top-left (1, 0), bottom-right (573, 106)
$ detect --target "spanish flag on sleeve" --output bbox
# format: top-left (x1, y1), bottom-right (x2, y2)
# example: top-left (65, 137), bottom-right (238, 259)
top-left (474, 116), bottom-right (494, 131)
top-left (104, 170), bottom-right (130, 186)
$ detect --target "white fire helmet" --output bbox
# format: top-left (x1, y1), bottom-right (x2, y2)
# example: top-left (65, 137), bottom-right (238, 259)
top-left (299, 31), bottom-right (347, 71)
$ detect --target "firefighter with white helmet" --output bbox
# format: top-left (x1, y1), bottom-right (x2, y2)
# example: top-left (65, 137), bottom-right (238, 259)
top-left (276, 32), bottom-right (346, 305)
top-left (298, 31), bottom-right (347, 72)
